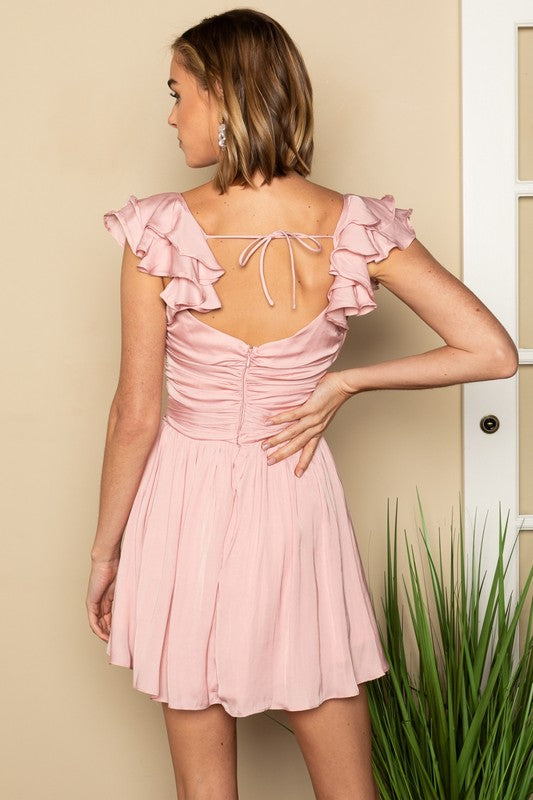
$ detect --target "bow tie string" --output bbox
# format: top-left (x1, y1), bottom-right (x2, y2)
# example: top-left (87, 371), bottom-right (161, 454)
top-left (236, 231), bottom-right (325, 309)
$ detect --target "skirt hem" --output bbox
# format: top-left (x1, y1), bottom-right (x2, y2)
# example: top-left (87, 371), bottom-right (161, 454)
top-left (107, 656), bottom-right (389, 718)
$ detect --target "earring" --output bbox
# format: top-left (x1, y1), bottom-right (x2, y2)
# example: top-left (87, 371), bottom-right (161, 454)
top-left (218, 120), bottom-right (226, 149)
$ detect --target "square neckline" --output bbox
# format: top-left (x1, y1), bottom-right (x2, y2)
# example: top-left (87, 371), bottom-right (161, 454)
top-left (170, 191), bottom-right (349, 351)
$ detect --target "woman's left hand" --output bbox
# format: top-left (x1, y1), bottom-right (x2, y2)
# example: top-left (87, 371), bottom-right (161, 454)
top-left (261, 371), bottom-right (353, 477)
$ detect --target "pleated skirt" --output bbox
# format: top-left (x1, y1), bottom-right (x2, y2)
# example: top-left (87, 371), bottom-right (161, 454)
top-left (106, 417), bottom-right (388, 717)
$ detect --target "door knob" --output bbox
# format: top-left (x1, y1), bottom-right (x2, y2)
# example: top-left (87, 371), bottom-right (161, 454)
top-left (480, 414), bottom-right (500, 434)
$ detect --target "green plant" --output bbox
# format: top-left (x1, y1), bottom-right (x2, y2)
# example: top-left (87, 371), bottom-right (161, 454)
top-left (367, 497), bottom-right (533, 800)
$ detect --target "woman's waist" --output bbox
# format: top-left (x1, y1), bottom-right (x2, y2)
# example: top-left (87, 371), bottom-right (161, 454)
top-left (164, 390), bottom-right (307, 444)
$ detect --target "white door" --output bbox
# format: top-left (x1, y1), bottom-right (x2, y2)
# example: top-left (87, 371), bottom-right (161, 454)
top-left (462, 1), bottom-right (532, 621)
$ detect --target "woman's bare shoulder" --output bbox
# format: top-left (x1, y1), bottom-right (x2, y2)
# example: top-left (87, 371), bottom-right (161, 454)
top-left (291, 180), bottom-right (346, 230)
top-left (299, 177), bottom-right (344, 203)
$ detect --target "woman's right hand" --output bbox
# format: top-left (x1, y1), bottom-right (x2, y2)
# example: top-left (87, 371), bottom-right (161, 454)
top-left (86, 556), bottom-right (120, 642)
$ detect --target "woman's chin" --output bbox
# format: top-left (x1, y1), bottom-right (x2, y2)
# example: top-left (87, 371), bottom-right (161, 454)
top-left (183, 151), bottom-right (220, 169)
top-left (183, 153), bottom-right (203, 168)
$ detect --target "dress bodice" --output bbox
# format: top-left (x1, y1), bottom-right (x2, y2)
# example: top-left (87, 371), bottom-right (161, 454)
top-left (103, 190), bottom-right (416, 444)
top-left (163, 303), bottom-right (346, 444)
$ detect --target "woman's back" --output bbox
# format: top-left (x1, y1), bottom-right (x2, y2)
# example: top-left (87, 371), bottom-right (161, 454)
top-left (173, 174), bottom-right (345, 348)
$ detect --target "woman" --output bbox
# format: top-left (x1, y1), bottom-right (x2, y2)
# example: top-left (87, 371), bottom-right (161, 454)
top-left (86, 8), bottom-right (518, 800)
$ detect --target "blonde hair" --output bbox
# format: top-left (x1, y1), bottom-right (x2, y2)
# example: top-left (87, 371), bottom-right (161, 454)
top-left (170, 8), bottom-right (314, 194)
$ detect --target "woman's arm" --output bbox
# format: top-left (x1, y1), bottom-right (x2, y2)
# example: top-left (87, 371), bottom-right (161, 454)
top-left (260, 238), bottom-right (518, 476)
top-left (89, 242), bottom-right (167, 563)
top-left (339, 238), bottom-right (518, 394)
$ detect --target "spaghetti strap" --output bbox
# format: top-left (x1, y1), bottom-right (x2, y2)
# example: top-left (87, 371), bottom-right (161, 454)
top-left (204, 231), bottom-right (334, 309)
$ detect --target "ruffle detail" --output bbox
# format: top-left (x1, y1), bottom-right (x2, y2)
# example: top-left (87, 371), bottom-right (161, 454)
top-left (103, 191), bottom-right (415, 331)
top-left (325, 194), bottom-right (416, 331)
top-left (354, 194), bottom-right (416, 263)
top-left (103, 193), bottom-right (224, 323)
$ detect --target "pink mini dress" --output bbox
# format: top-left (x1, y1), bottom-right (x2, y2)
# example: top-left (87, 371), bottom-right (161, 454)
top-left (102, 190), bottom-right (416, 717)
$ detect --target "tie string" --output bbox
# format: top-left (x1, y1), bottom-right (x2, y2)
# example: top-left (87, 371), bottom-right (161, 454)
top-left (206, 231), bottom-right (329, 310)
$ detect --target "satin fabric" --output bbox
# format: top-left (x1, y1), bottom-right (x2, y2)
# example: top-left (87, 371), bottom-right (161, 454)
top-left (102, 190), bottom-right (415, 716)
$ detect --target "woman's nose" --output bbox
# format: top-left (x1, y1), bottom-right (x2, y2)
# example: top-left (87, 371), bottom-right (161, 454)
top-left (167, 106), bottom-right (178, 127)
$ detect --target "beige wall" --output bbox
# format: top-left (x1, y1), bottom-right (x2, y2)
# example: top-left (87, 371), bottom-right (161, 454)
top-left (2, 1), bottom-right (462, 797)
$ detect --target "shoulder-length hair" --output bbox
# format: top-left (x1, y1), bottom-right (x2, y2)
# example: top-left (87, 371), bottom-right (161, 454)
top-left (170, 8), bottom-right (314, 194)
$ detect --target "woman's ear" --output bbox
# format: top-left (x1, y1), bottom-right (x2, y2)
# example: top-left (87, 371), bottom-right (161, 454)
top-left (213, 78), bottom-right (224, 102)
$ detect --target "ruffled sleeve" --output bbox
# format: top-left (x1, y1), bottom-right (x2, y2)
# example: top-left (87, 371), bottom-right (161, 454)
top-left (356, 194), bottom-right (416, 264)
top-left (103, 194), bottom-right (155, 257)
top-left (103, 192), bottom-right (225, 321)
top-left (325, 193), bottom-right (415, 330)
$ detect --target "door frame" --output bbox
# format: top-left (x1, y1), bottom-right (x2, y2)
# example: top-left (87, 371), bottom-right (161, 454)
top-left (462, 0), bottom-right (533, 606)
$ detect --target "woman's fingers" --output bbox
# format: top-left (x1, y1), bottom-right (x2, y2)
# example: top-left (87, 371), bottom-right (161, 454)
top-left (262, 407), bottom-right (330, 452)
top-left (86, 564), bottom-right (117, 643)
top-left (294, 436), bottom-right (321, 477)
top-left (266, 424), bottom-right (322, 466)
top-left (87, 606), bottom-right (110, 641)
top-left (265, 404), bottom-right (304, 426)
top-left (262, 417), bottom-right (309, 449)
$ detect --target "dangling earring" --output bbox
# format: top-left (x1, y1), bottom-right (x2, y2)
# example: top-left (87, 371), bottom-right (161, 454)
top-left (218, 119), bottom-right (226, 150)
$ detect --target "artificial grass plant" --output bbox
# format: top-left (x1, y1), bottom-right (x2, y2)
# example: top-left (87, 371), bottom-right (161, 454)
top-left (367, 497), bottom-right (533, 800)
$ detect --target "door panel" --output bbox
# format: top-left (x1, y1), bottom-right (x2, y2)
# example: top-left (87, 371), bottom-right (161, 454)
top-left (518, 197), bottom-right (533, 348)
top-left (519, 367), bottom-right (533, 516)
top-left (518, 26), bottom-right (533, 180)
